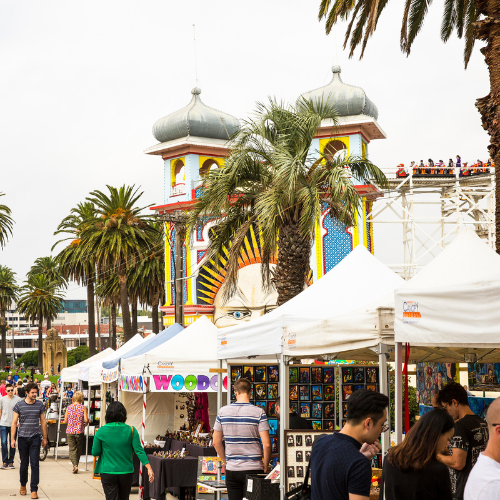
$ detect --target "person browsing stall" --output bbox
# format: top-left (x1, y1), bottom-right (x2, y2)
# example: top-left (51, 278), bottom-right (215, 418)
top-left (380, 409), bottom-right (454, 500)
top-left (213, 377), bottom-right (271, 500)
top-left (275, 397), bottom-right (312, 430)
top-left (311, 390), bottom-right (388, 500)
top-left (63, 391), bottom-right (88, 474)
top-left (464, 397), bottom-right (500, 500)
top-left (437, 383), bottom-right (488, 500)
top-left (92, 401), bottom-right (154, 500)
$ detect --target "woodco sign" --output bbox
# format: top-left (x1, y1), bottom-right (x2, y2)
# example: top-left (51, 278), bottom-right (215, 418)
top-left (151, 374), bottom-right (228, 392)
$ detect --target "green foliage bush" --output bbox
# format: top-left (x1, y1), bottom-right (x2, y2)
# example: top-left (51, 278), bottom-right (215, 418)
top-left (389, 374), bottom-right (419, 431)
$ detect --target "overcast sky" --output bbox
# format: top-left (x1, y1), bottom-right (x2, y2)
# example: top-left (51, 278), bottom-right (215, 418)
top-left (0, 1), bottom-right (490, 299)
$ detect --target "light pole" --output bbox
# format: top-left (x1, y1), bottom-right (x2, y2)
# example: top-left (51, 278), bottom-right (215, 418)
top-left (11, 326), bottom-right (14, 367)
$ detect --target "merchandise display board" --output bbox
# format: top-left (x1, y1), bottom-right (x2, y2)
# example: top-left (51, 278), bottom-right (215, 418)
top-left (339, 365), bottom-right (379, 428)
top-left (289, 365), bottom-right (337, 431)
top-left (468, 363), bottom-right (500, 391)
top-left (284, 430), bottom-right (330, 493)
top-left (196, 456), bottom-right (227, 499)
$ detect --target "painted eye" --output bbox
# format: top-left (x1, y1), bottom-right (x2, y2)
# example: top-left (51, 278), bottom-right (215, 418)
top-left (228, 310), bottom-right (250, 320)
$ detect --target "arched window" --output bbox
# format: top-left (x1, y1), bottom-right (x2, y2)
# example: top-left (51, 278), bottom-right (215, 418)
top-left (200, 158), bottom-right (219, 178)
top-left (173, 159), bottom-right (185, 185)
top-left (324, 140), bottom-right (347, 161)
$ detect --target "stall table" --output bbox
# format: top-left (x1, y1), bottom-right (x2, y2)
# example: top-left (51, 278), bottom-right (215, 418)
top-left (143, 455), bottom-right (198, 500)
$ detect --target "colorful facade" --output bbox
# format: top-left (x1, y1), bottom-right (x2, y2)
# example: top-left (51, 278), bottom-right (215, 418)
top-left (146, 67), bottom-right (386, 327)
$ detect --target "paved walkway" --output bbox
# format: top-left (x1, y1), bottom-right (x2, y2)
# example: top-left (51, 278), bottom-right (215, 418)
top-left (0, 449), bottom-right (175, 500)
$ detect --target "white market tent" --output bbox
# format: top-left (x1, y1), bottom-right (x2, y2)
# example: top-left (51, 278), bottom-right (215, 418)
top-left (217, 245), bottom-right (404, 360)
top-left (60, 348), bottom-right (114, 384)
top-left (80, 333), bottom-right (150, 386)
top-left (121, 316), bottom-right (223, 443)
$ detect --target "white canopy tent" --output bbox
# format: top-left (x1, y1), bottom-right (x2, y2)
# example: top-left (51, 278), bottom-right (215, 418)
top-left (121, 316), bottom-right (224, 444)
top-left (59, 348), bottom-right (114, 384)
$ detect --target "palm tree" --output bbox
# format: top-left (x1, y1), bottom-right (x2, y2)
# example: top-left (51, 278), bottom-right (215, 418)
top-left (17, 275), bottom-right (64, 370)
top-left (53, 202), bottom-right (98, 355)
top-left (0, 193), bottom-right (14, 249)
top-left (0, 266), bottom-right (19, 369)
top-left (318, 0), bottom-right (500, 252)
top-left (187, 98), bottom-right (387, 305)
top-left (96, 277), bottom-right (120, 349)
top-left (128, 225), bottom-right (165, 334)
top-left (27, 256), bottom-right (67, 330)
top-left (81, 185), bottom-right (157, 342)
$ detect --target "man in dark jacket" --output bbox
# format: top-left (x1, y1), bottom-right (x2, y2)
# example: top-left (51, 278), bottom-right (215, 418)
top-left (275, 397), bottom-right (312, 430)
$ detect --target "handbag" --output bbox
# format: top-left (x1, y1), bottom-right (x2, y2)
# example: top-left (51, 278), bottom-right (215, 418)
top-left (285, 460), bottom-right (311, 500)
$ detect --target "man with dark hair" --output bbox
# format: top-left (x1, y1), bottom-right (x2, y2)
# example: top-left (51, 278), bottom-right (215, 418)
top-left (311, 390), bottom-right (389, 500)
top-left (0, 384), bottom-right (21, 468)
top-left (437, 383), bottom-right (488, 500)
top-left (275, 397), bottom-right (312, 430)
top-left (11, 381), bottom-right (47, 499)
top-left (213, 378), bottom-right (271, 500)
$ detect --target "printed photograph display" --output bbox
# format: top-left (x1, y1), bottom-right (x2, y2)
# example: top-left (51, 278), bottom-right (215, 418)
top-left (243, 366), bottom-right (254, 381)
top-left (268, 365), bottom-right (279, 382)
top-left (416, 362), bottom-right (459, 405)
top-left (255, 366), bottom-right (266, 382)
top-left (468, 363), bottom-right (500, 392)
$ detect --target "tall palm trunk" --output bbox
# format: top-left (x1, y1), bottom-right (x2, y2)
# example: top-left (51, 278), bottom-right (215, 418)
top-left (0, 309), bottom-right (6, 369)
top-left (111, 300), bottom-right (117, 349)
top-left (118, 259), bottom-right (133, 342)
top-left (37, 312), bottom-right (43, 370)
top-left (152, 287), bottom-right (160, 334)
top-left (474, 1), bottom-right (500, 252)
top-left (47, 318), bottom-right (52, 330)
top-left (87, 277), bottom-right (96, 355)
top-left (131, 300), bottom-right (138, 336)
top-left (273, 221), bottom-right (311, 306)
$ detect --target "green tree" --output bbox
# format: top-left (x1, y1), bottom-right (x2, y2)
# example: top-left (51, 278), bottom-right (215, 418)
top-left (17, 275), bottom-right (64, 370)
top-left (53, 202), bottom-right (98, 355)
top-left (0, 193), bottom-right (14, 249)
top-left (96, 276), bottom-right (120, 349)
top-left (0, 266), bottom-right (18, 369)
top-left (318, 0), bottom-right (500, 252)
top-left (27, 256), bottom-right (67, 330)
top-left (16, 350), bottom-right (39, 368)
top-left (188, 98), bottom-right (387, 305)
top-left (81, 185), bottom-right (157, 342)
top-left (389, 374), bottom-right (419, 431)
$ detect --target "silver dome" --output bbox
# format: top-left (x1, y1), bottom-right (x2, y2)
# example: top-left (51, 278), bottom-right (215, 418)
top-left (300, 66), bottom-right (378, 121)
top-left (153, 87), bottom-right (240, 143)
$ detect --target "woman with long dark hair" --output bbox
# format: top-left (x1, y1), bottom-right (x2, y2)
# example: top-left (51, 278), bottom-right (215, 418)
top-left (380, 409), bottom-right (454, 500)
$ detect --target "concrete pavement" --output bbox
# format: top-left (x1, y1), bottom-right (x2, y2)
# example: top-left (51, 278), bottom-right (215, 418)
top-left (0, 449), bottom-right (176, 500)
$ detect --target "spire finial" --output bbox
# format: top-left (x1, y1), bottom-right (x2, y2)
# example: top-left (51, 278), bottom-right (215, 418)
top-left (193, 24), bottom-right (198, 87)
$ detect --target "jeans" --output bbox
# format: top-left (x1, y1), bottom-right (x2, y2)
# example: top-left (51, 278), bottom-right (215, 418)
top-left (18, 435), bottom-right (41, 493)
top-left (100, 472), bottom-right (134, 500)
top-left (225, 469), bottom-right (264, 500)
top-left (68, 433), bottom-right (83, 468)
top-left (0, 426), bottom-right (17, 465)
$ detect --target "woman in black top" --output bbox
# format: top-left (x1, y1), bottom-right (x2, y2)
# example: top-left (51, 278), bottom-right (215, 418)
top-left (380, 409), bottom-right (454, 500)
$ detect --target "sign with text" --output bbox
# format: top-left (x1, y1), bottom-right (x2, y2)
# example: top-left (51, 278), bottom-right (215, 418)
top-left (151, 373), bottom-right (228, 392)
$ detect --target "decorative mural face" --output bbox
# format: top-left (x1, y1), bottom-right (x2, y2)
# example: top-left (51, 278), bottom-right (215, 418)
top-left (213, 264), bottom-right (278, 328)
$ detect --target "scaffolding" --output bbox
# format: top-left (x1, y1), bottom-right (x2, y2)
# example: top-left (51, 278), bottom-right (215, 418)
top-left (369, 171), bottom-right (495, 279)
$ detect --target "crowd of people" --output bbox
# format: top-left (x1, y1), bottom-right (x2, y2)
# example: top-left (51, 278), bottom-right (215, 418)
top-left (396, 156), bottom-right (494, 177)
top-left (212, 379), bottom-right (497, 500)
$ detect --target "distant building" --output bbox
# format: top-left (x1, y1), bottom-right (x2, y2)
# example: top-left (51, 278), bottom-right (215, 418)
top-left (60, 299), bottom-right (87, 314)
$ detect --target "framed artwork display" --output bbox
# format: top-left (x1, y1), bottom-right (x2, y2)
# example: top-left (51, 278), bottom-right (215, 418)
top-left (299, 367), bottom-right (310, 384)
top-left (243, 366), bottom-right (254, 381)
top-left (255, 366), bottom-right (266, 383)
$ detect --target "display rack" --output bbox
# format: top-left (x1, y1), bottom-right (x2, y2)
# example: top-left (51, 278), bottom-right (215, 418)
top-left (288, 365), bottom-right (337, 431)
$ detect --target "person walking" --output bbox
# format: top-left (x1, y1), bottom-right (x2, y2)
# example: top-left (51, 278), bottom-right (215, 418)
top-left (464, 397), bottom-right (500, 499)
top-left (15, 380), bottom-right (26, 398)
top-left (63, 391), bottom-right (88, 473)
top-left (92, 401), bottom-right (154, 500)
top-left (0, 380), bottom-right (7, 397)
top-left (437, 383), bottom-right (488, 500)
top-left (380, 409), bottom-right (454, 500)
top-left (213, 378), bottom-right (271, 500)
top-left (0, 384), bottom-right (22, 469)
top-left (311, 390), bottom-right (389, 500)
top-left (11, 382), bottom-right (47, 499)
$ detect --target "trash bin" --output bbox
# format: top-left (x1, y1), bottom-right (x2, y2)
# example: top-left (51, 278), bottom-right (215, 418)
top-left (246, 474), bottom-right (279, 500)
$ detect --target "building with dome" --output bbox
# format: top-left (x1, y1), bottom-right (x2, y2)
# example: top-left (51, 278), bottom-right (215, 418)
top-left (146, 67), bottom-right (386, 327)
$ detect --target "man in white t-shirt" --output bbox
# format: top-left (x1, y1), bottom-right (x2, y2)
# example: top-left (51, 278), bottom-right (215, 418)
top-left (39, 375), bottom-right (51, 391)
top-left (464, 398), bottom-right (500, 500)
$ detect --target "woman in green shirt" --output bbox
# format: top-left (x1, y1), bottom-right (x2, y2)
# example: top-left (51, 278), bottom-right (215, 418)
top-left (92, 402), bottom-right (154, 500)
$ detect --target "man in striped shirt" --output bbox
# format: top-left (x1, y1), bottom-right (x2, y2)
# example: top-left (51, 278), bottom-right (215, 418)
top-left (11, 382), bottom-right (47, 499)
top-left (213, 378), bottom-right (271, 500)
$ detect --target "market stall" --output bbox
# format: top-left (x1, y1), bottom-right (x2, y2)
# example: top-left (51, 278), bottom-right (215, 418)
top-left (217, 246), bottom-right (404, 500)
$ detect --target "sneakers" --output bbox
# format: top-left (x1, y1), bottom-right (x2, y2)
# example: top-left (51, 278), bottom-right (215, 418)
top-left (8, 463), bottom-right (15, 469)
top-left (1, 463), bottom-right (6, 469)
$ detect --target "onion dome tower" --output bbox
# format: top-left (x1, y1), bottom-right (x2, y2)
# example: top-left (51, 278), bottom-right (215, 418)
top-left (145, 87), bottom-right (240, 327)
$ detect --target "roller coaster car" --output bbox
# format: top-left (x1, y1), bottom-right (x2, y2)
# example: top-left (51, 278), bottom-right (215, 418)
top-left (396, 165), bottom-right (407, 177)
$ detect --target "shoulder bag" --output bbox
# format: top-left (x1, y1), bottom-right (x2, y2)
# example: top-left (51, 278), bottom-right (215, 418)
top-left (285, 460), bottom-right (311, 500)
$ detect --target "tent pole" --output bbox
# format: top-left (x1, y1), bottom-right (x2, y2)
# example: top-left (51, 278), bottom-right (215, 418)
top-left (378, 343), bottom-right (390, 458)
top-left (85, 384), bottom-right (91, 471)
top-left (55, 379), bottom-right (64, 461)
top-left (138, 372), bottom-right (147, 500)
top-left (279, 354), bottom-right (288, 500)
top-left (395, 342), bottom-right (403, 445)
top-left (226, 362), bottom-right (231, 405)
top-left (216, 359), bottom-right (222, 413)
